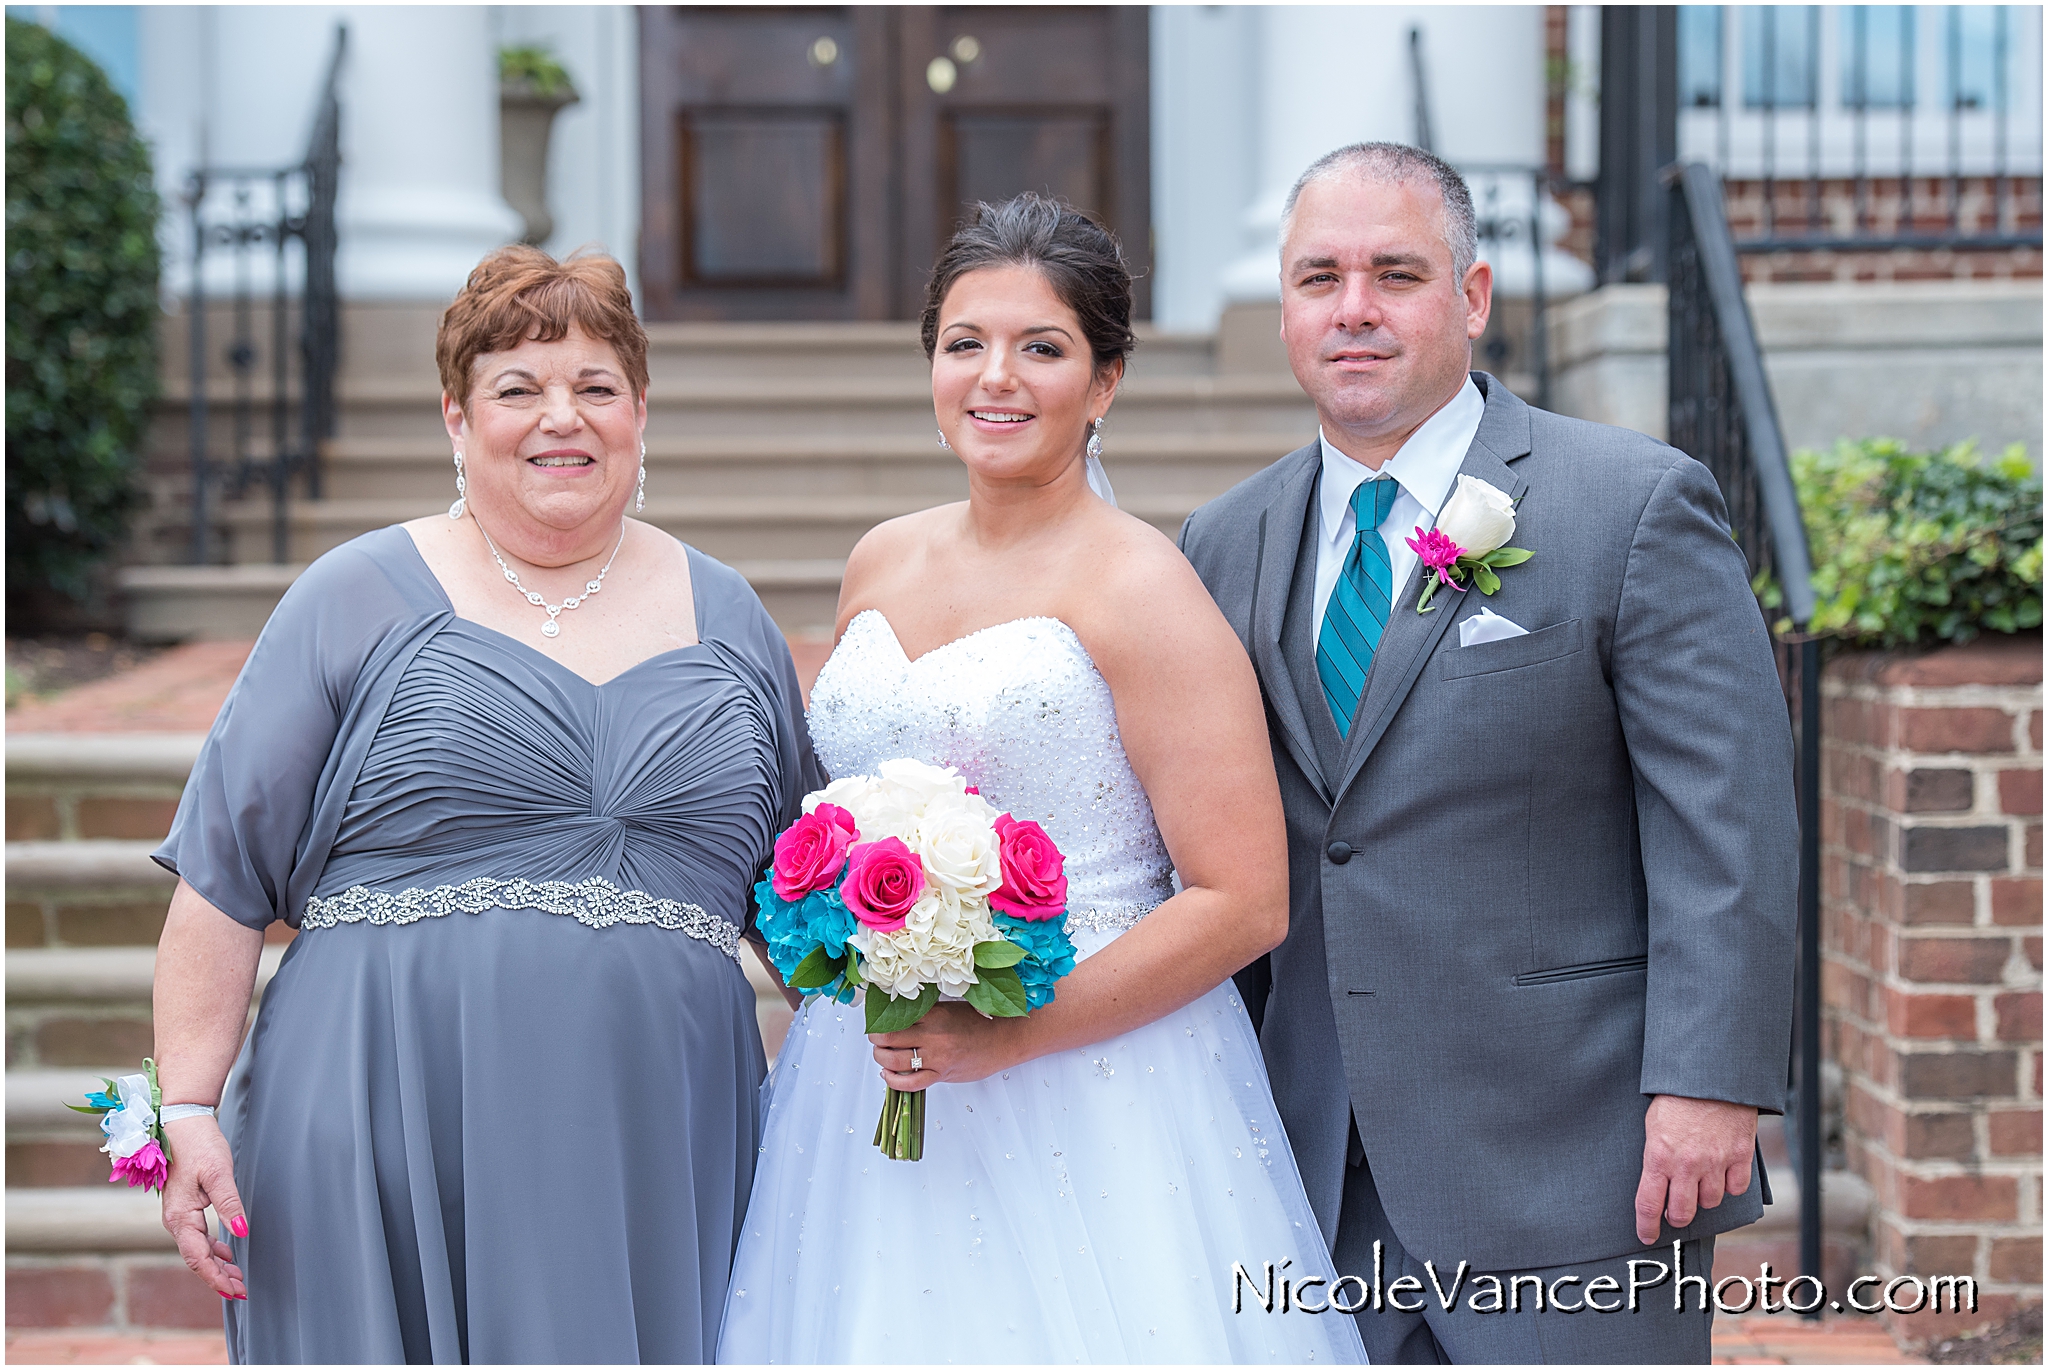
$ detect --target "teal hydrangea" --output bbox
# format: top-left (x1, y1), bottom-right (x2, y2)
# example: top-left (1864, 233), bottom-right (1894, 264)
top-left (993, 912), bottom-right (1077, 1012)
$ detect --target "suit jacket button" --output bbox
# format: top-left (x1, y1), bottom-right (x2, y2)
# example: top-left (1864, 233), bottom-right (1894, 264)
top-left (1326, 841), bottom-right (1353, 864)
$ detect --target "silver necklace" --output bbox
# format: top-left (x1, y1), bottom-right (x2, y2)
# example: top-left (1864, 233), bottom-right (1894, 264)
top-left (473, 517), bottom-right (626, 639)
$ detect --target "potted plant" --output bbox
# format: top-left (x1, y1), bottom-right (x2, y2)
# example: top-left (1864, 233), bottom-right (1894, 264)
top-left (498, 45), bottom-right (578, 247)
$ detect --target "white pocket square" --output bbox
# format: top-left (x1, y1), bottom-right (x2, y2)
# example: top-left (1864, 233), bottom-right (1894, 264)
top-left (1459, 607), bottom-right (1530, 647)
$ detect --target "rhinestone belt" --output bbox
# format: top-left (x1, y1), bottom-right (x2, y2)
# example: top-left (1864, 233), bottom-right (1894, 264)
top-left (301, 876), bottom-right (741, 960)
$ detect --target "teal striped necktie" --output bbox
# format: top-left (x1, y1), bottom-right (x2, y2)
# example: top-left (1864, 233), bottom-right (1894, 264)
top-left (1316, 477), bottom-right (1401, 738)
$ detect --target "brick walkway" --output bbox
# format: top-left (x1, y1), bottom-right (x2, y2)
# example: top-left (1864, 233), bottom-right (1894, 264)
top-left (4, 1317), bottom-right (1928, 1365)
top-left (1714, 1313), bottom-right (1928, 1363)
top-left (6, 634), bottom-right (838, 735)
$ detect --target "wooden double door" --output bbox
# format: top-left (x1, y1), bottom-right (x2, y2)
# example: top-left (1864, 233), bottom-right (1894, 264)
top-left (639, 7), bottom-right (1150, 321)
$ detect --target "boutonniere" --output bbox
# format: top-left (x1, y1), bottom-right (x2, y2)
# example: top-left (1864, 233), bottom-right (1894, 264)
top-left (1406, 474), bottom-right (1534, 613)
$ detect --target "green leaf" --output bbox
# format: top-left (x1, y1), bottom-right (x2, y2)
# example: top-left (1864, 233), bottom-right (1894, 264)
top-left (788, 946), bottom-right (846, 991)
top-left (1482, 547), bottom-right (1533, 568)
top-left (865, 982), bottom-right (938, 1035)
top-left (962, 965), bottom-right (1029, 1018)
top-left (1416, 579), bottom-right (1439, 613)
top-left (63, 1102), bottom-right (106, 1115)
top-left (972, 939), bottom-right (1026, 969)
top-left (1472, 566), bottom-right (1501, 595)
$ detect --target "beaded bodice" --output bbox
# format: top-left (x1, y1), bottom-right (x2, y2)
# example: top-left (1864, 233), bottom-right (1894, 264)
top-left (808, 611), bottom-right (1176, 944)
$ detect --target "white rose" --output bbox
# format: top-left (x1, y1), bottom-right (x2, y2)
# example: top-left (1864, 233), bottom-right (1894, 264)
top-left (837, 779), bottom-right (921, 844)
top-left (876, 757), bottom-right (967, 806)
top-left (1434, 474), bottom-right (1517, 557)
top-left (913, 797), bottom-right (1003, 900)
top-left (806, 776), bottom-right (875, 816)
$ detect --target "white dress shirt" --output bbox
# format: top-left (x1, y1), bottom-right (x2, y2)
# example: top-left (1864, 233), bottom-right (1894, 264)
top-left (1311, 378), bottom-right (1486, 650)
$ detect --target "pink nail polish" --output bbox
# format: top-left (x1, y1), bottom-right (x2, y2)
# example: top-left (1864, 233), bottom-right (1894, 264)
top-left (229, 1215), bottom-right (249, 1238)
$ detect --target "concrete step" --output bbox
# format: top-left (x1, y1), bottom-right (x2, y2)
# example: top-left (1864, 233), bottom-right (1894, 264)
top-left (8, 1187), bottom-right (177, 1253)
top-left (134, 488), bottom-right (1220, 568)
top-left (146, 370), bottom-right (1313, 447)
top-left (119, 557), bottom-right (848, 642)
top-left (7, 841), bottom-right (179, 892)
top-left (309, 430), bottom-right (1287, 502)
top-left (5, 736), bottom-right (201, 846)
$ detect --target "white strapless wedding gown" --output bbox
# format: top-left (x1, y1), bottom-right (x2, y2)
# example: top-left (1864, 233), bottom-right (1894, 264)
top-left (717, 611), bottom-right (1365, 1364)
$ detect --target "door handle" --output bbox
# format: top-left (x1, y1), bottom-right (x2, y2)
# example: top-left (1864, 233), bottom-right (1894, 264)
top-left (808, 36), bottom-right (839, 67)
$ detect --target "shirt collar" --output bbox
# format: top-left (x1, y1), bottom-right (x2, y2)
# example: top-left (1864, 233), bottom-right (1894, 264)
top-left (1317, 377), bottom-right (1486, 547)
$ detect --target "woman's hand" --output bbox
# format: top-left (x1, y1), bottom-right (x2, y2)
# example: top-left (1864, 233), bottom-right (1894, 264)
top-left (160, 1115), bottom-right (248, 1300)
top-left (870, 1002), bottom-right (1018, 1090)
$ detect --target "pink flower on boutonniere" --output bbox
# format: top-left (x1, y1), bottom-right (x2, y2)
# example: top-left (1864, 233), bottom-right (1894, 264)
top-left (1408, 476), bottom-right (1534, 613)
top-left (1406, 527), bottom-right (1467, 589)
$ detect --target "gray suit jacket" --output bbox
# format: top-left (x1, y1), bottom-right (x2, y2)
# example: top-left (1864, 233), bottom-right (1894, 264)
top-left (1179, 374), bottom-right (1797, 1272)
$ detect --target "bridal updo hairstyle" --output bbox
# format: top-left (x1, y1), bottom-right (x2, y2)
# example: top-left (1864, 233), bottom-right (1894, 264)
top-left (919, 193), bottom-right (1136, 373)
top-left (436, 245), bottom-right (650, 410)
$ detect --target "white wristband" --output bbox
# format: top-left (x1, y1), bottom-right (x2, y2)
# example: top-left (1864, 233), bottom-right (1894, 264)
top-left (158, 1104), bottom-right (217, 1123)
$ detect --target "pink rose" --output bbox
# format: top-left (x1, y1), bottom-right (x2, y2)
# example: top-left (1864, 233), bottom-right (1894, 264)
top-left (110, 1140), bottom-right (168, 1192)
top-left (989, 813), bottom-right (1068, 922)
top-left (772, 803), bottom-right (857, 901)
top-left (840, 837), bottom-right (926, 931)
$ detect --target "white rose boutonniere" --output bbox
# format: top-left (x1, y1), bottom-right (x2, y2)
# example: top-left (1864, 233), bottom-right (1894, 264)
top-left (1404, 475), bottom-right (1534, 612)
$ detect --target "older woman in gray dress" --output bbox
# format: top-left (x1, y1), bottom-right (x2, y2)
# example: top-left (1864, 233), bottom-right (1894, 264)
top-left (150, 246), bottom-right (815, 1363)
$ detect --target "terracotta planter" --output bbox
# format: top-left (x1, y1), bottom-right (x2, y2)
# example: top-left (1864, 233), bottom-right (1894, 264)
top-left (499, 80), bottom-right (578, 247)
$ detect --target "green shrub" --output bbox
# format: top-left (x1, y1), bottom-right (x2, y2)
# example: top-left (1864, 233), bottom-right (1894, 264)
top-left (6, 16), bottom-right (161, 602)
top-left (499, 45), bottom-right (575, 99)
top-left (1768, 437), bottom-right (2043, 648)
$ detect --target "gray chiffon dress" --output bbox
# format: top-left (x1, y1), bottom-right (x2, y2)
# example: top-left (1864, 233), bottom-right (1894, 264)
top-left (153, 524), bottom-right (817, 1364)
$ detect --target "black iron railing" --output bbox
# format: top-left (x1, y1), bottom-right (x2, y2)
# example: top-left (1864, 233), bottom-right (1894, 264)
top-left (184, 25), bottom-right (344, 565)
top-left (1601, 6), bottom-right (2043, 276)
top-left (1666, 159), bottom-right (1825, 1306)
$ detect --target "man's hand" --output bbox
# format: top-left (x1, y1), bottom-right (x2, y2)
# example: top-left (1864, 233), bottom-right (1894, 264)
top-left (1635, 1094), bottom-right (1758, 1245)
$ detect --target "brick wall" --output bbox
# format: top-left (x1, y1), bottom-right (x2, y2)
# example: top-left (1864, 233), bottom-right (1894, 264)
top-left (1822, 631), bottom-right (2043, 1341)
top-left (1725, 176), bottom-right (2044, 284)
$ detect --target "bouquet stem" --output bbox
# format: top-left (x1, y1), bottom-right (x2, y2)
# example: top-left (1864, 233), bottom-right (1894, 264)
top-left (873, 1086), bottom-right (926, 1162)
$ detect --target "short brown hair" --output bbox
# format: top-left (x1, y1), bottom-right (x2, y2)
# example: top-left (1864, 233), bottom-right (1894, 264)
top-left (435, 246), bottom-right (649, 408)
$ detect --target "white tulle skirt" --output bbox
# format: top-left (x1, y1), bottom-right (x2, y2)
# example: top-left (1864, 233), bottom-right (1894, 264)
top-left (716, 950), bottom-right (1367, 1364)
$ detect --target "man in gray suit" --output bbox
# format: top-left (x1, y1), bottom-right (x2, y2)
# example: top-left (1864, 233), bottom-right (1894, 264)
top-left (1179, 143), bottom-right (1798, 1363)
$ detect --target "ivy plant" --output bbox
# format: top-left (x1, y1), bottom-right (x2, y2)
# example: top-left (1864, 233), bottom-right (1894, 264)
top-left (499, 45), bottom-right (575, 100)
top-left (1761, 437), bottom-right (2043, 648)
top-left (6, 16), bottom-right (161, 603)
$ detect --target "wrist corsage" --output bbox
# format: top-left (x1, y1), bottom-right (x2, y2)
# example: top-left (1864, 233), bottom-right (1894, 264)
top-left (66, 1058), bottom-right (187, 1191)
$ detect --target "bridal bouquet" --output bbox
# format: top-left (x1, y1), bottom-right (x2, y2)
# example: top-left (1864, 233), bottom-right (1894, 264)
top-left (67, 1059), bottom-right (170, 1191)
top-left (754, 758), bottom-right (1078, 1161)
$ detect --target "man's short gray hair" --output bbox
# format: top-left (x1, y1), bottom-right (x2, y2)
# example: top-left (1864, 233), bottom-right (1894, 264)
top-left (1279, 142), bottom-right (1479, 283)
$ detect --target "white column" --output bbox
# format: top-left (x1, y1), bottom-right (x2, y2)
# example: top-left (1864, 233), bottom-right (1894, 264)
top-left (333, 6), bottom-right (522, 299)
top-left (1218, 6), bottom-right (1549, 304)
top-left (139, 5), bottom-right (519, 301)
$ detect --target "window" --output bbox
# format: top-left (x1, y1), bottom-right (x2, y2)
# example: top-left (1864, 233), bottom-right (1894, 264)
top-left (1841, 7), bottom-right (1917, 108)
top-left (1945, 6), bottom-right (2004, 110)
top-left (1743, 6), bottom-right (1819, 109)
top-left (1679, 7), bottom-right (1725, 108)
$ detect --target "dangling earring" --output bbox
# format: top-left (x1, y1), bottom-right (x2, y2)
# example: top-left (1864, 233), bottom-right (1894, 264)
top-left (936, 429), bottom-right (952, 451)
top-left (448, 448), bottom-right (467, 519)
top-left (635, 441), bottom-right (647, 514)
top-left (1086, 418), bottom-right (1104, 460)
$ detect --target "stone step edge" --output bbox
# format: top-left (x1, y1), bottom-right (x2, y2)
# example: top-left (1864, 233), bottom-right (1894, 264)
top-left (7, 841), bottom-right (179, 891)
top-left (117, 558), bottom-right (851, 595)
top-left (7, 945), bottom-right (287, 1006)
top-left (6, 1186), bottom-right (178, 1253)
top-left (157, 373), bottom-right (1311, 406)
top-left (320, 432), bottom-right (1298, 461)
top-left (135, 492), bottom-right (1215, 529)
top-left (6, 735), bottom-right (204, 785)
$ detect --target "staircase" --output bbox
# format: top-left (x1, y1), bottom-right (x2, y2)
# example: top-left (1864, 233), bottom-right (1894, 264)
top-left (122, 317), bottom-right (1318, 641)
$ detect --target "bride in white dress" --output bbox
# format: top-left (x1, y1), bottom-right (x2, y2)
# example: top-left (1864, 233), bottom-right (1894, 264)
top-left (718, 195), bottom-right (1365, 1365)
